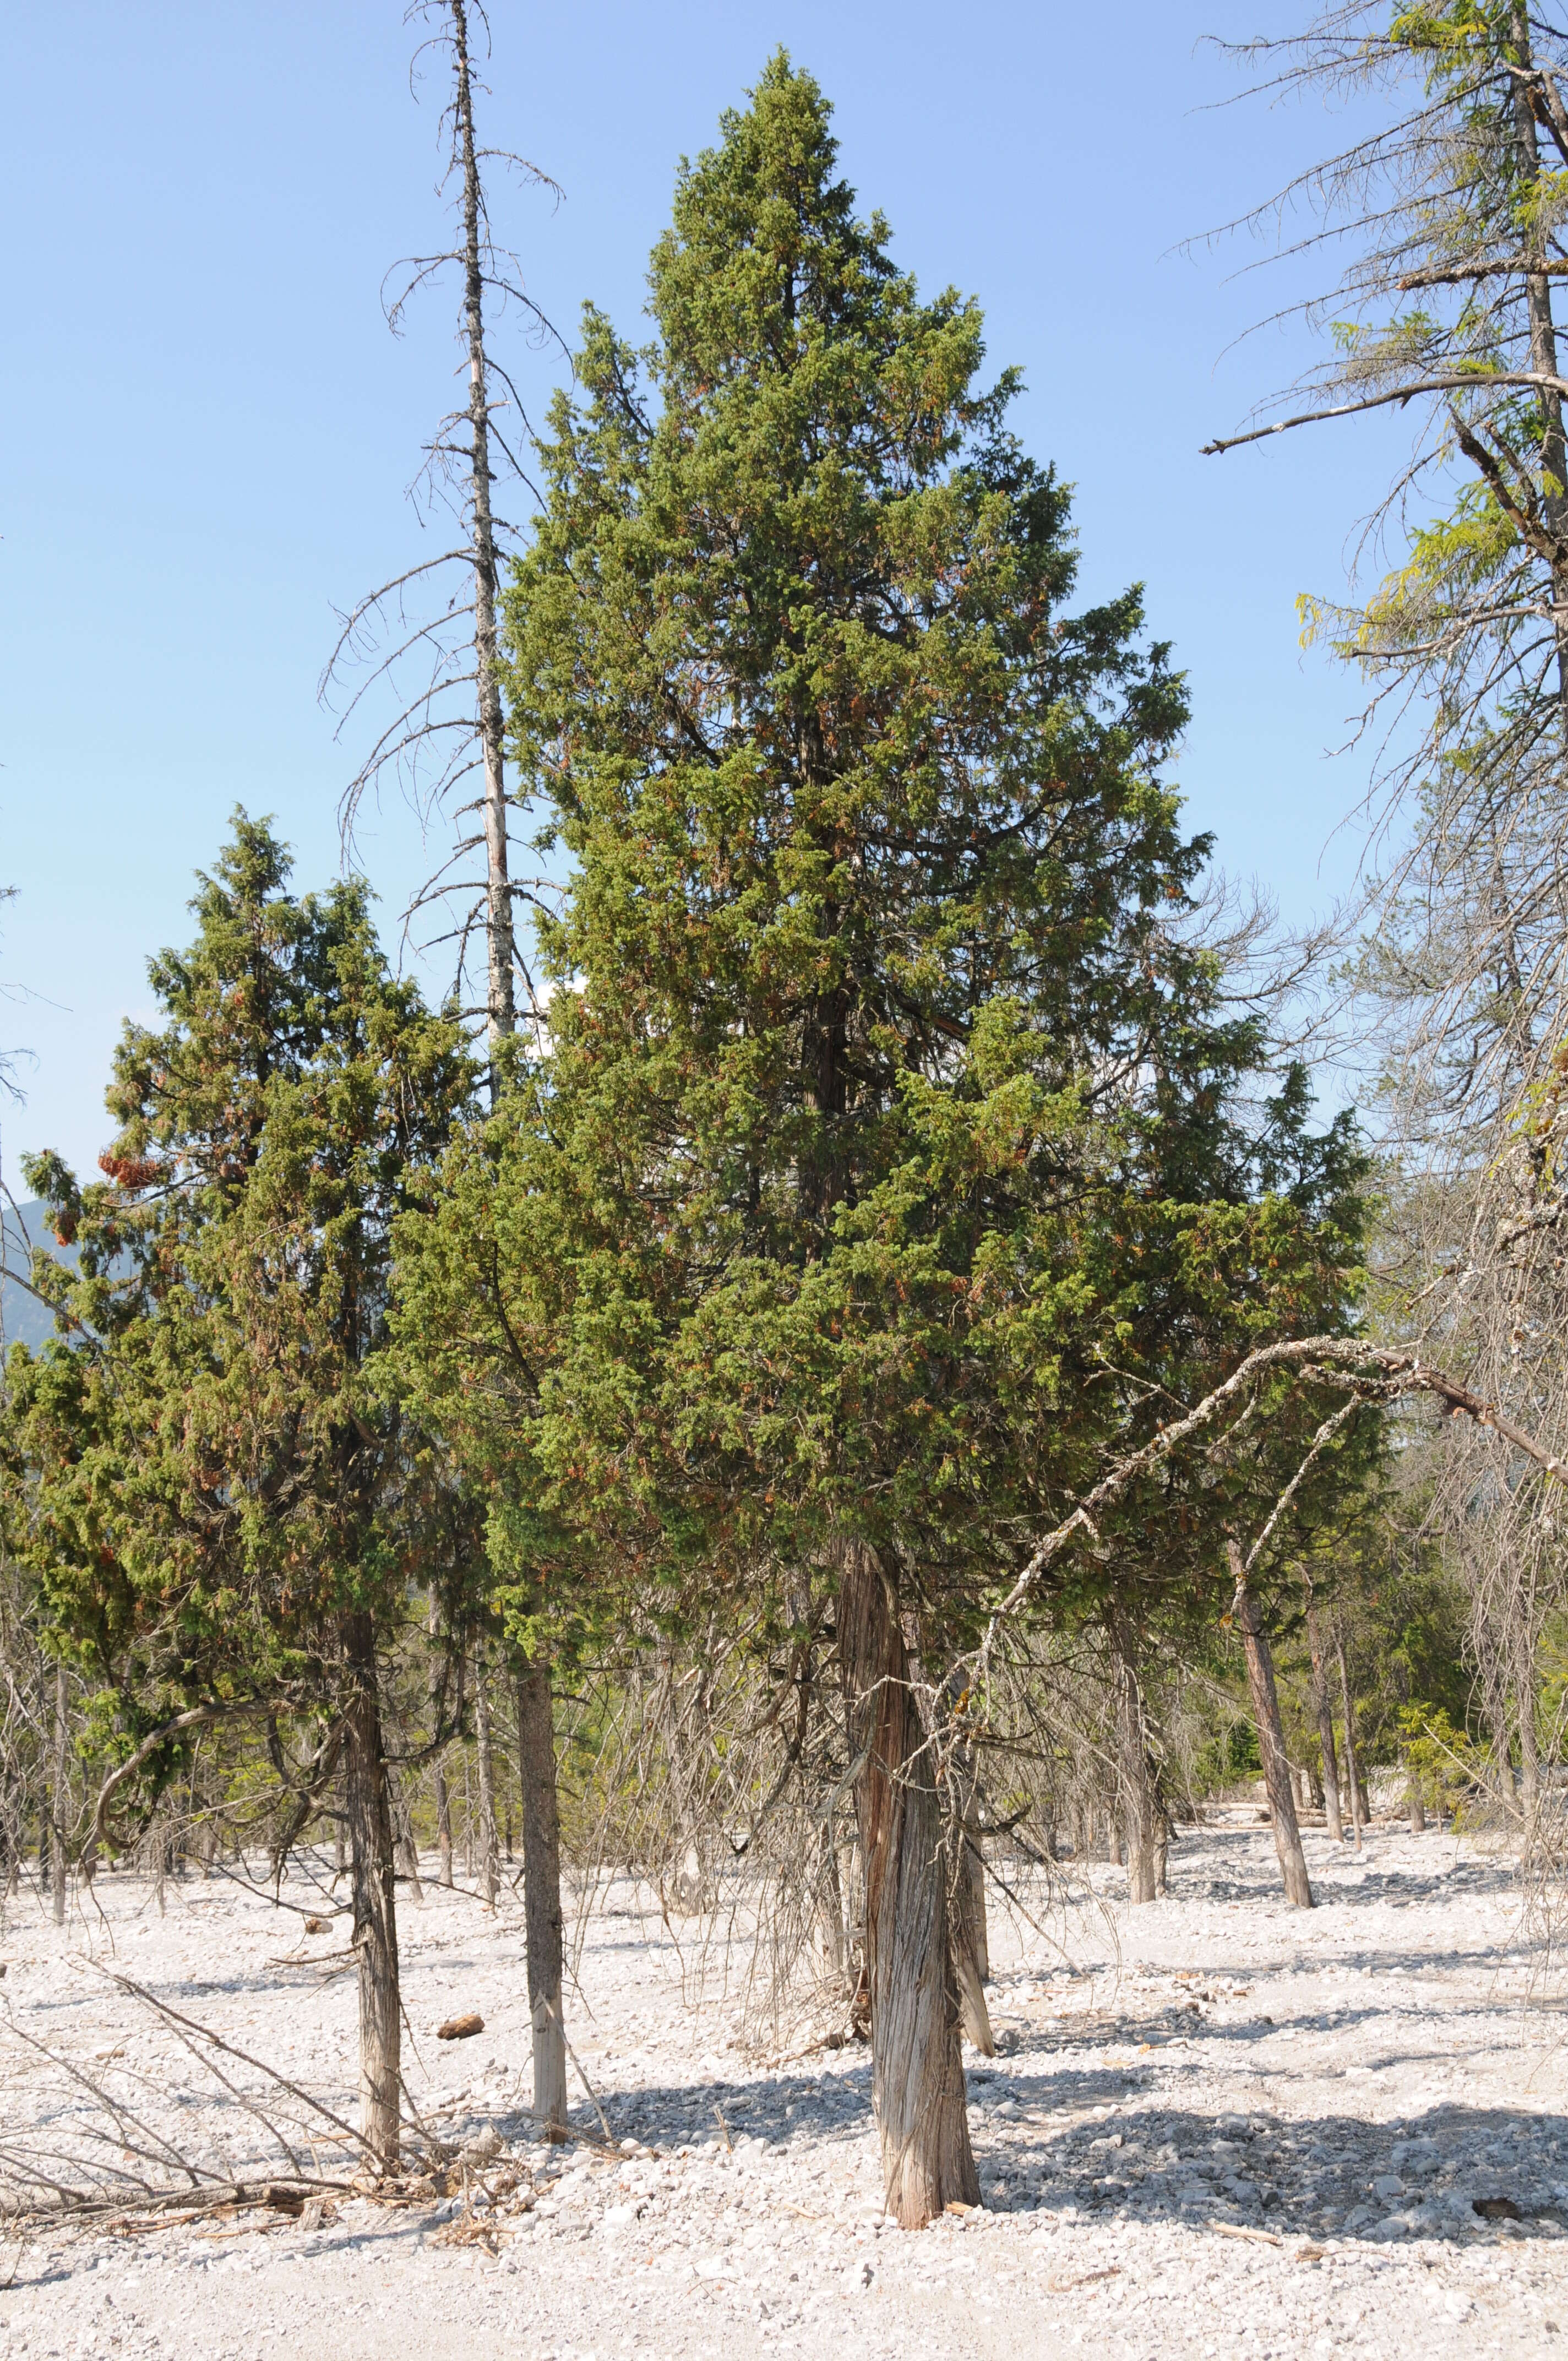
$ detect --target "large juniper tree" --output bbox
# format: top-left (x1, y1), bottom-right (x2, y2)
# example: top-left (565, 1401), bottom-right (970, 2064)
top-left (393, 56), bottom-right (1365, 2221)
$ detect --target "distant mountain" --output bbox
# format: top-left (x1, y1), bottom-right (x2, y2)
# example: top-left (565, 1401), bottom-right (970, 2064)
top-left (2, 1198), bottom-right (78, 1352)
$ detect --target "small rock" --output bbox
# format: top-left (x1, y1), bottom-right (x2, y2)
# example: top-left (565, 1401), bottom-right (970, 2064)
top-left (1392, 2138), bottom-right (1440, 2178)
top-left (459, 2124), bottom-right (504, 2164)
top-left (1373, 2175), bottom-right (1404, 2203)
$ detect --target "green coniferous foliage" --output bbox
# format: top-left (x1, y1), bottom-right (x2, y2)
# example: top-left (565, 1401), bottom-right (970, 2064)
top-left (395, 57), bottom-right (1366, 2223)
top-left (1, 817), bottom-right (474, 2167)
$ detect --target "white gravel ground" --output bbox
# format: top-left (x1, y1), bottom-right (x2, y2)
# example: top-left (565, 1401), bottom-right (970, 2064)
top-left (2, 1810), bottom-right (1566, 2359)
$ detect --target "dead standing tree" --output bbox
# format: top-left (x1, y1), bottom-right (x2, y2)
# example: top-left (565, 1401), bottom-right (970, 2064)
top-left (1202, 11), bottom-right (1568, 1782)
top-left (320, 0), bottom-right (570, 2135)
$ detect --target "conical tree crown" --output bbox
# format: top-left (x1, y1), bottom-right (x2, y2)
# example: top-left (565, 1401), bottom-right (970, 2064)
top-left (509, 56), bottom-right (1200, 1245)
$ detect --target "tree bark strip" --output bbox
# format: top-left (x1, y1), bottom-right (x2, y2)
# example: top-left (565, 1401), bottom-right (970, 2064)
top-left (839, 1542), bottom-right (978, 2228)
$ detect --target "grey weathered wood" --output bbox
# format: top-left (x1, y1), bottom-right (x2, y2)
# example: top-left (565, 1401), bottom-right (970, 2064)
top-left (840, 1544), bottom-right (979, 2227)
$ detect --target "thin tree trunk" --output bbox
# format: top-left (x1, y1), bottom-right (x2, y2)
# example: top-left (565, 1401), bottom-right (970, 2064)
top-left (393, 1776), bottom-right (424, 1903)
top-left (434, 1760), bottom-right (454, 1887)
top-left (1110, 1617), bottom-right (1159, 1905)
top-left (1406, 1754), bottom-right (1427, 1835)
top-left (341, 1612), bottom-right (400, 2172)
top-left (1228, 1543), bottom-right (1313, 1908)
top-left (839, 1542), bottom-right (978, 2228)
top-left (1336, 1631), bottom-right (1365, 1851)
top-left (1483, 1657), bottom-right (1517, 1809)
top-left (817, 1820), bottom-right (847, 1982)
top-left (475, 1650), bottom-right (500, 1907)
top-left (1305, 1596), bottom-right (1344, 1843)
top-left (426, 1595), bottom-right (454, 1889)
top-left (50, 1661), bottom-right (68, 1926)
top-left (1518, 1659), bottom-right (1541, 1818)
top-left (447, 0), bottom-right (515, 1067)
top-left (445, 0), bottom-right (574, 2151)
top-left (516, 1664), bottom-right (568, 2132)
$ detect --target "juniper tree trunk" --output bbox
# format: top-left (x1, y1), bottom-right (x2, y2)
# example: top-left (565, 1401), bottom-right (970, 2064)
top-left (516, 1664), bottom-right (568, 2132)
top-left (1305, 1597), bottom-right (1344, 1843)
top-left (50, 1661), bottom-right (68, 1926)
top-left (839, 1543), bottom-right (978, 2228)
top-left (1228, 1544), bottom-right (1313, 1909)
top-left (1110, 1618), bottom-right (1159, 1905)
top-left (475, 1652), bottom-right (500, 1906)
top-left (341, 1612), bottom-right (400, 2171)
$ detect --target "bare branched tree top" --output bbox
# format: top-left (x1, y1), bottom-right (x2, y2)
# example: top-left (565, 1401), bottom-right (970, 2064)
top-left (321, 0), bottom-right (566, 1067)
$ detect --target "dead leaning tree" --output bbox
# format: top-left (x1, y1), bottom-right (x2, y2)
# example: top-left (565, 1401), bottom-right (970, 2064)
top-left (952, 1334), bottom-right (1568, 1918)
top-left (319, 0), bottom-right (569, 2134)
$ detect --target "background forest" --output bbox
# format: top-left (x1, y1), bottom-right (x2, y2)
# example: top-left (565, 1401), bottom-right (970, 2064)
top-left (4, 1), bottom-right (1568, 2239)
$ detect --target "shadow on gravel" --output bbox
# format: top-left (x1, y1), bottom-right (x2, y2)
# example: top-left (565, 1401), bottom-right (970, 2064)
top-left (956, 2083), bottom-right (1568, 2247)
top-left (487, 2057), bottom-right (1567, 2256)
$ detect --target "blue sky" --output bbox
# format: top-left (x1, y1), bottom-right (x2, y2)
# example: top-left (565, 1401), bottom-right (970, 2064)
top-left (1, 1), bottom-right (1407, 1183)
